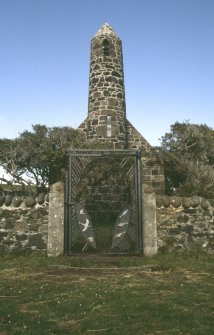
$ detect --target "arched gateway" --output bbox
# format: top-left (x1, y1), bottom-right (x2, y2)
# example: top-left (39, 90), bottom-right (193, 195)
top-left (64, 149), bottom-right (142, 254)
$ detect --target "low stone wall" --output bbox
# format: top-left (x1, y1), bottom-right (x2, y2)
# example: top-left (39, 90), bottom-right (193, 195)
top-left (156, 196), bottom-right (214, 253)
top-left (0, 188), bottom-right (213, 255)
top-left (0, 193), bottom-right (49, 253)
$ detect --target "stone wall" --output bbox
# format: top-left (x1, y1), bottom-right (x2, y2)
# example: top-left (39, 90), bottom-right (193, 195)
top-left (0, 193), bottom-right (49, 253)
top-left (126, 120), bottom-right (165, 194)
top-left (156, 195), bottom-right (214, 253)
top-left (0, 187), bottom-right (213, 255)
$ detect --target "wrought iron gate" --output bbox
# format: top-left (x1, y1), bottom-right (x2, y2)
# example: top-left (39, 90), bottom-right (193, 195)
top-left (64, 149), bottom-right (142, 254)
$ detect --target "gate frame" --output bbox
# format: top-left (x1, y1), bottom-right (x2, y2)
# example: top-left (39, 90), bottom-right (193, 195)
top-left (64, 149), bottom-right (143, 255)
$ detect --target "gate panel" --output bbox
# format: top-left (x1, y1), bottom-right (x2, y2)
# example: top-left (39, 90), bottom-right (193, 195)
top-left (64, 149), bottom-right (142, 254)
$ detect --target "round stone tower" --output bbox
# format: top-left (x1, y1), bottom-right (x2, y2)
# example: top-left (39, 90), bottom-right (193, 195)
top-left (87, 23), bottom-right (127, 149)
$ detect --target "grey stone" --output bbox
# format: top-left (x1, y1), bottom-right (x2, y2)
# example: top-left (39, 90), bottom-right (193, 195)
top-left (143, 184), bottom-right (154, 194)
top-left (37, 193), bottom-right (46, 205)
top-left (96, 125), bottom-right (107, 137)
top-left (191, 196), bottom-right (200, 208)
top-left (201, 200), bottom-right (210, 210)
top-left (112, 70), bottom-right (121, 77)
top-left (16, 233), bottom-right (27, 241)
top-left (170, 196), bottom-right (182, 208)
top-left (182, 197), bottom-right (191, 208)
top-left (29, 210), bottom-right (41, 220)
top-left (25, 196), bottom-right (36, 207)
top-left (29, 223), bottom-right (39, 231)
top-left (162, 196), bottom-right (170, 208)
top-left (12, 197), bottom-right (23, 208)
top-left (0, 230), bottom-right (8, 238)
top-left (4, 220), bottom-right (14, 229)
top-left (177, 214), bottom-right (189, 223)
top-left (27, 233), bottom-right (46, 249)
top-left (14, 220), bottom-right (28, 231)
top-left (103, 90), bottom-right (110, 96)
top-left (183, 225), bottom-right (194, 234)
top-left (92, 119), bottom-right (98, 125)
top-left (5, 195), bottom-right (13, 206)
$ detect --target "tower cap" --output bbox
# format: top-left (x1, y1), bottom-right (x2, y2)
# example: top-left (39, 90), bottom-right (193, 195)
top-left (94, 22), bottom-right (118, 38)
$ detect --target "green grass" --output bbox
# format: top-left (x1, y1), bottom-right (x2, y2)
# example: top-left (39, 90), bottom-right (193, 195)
top-left (0, 252), bottom-right (213, 335)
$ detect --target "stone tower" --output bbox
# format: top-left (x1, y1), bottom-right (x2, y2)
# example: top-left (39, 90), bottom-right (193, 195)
top-left (79, 23), bottom-right (165, 194)
top-left (82, 23), bottom-right (127, 148)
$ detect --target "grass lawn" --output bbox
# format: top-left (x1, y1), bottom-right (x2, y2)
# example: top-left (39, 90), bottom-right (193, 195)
top-left (0, 251), bottom-right (213, 335)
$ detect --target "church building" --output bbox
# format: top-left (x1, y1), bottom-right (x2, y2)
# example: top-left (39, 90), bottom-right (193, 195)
top-left (78, 23), bottom-right (164, 194)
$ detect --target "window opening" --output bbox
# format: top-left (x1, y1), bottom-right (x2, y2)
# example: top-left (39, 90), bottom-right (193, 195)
top-left (103, 39), bottom-right (110, 56)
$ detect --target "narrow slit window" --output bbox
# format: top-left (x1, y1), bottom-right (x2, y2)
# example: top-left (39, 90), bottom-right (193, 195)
top-left (103, 39), bottom-right (110, 56)
top-left (107, 116), bottom-right (112, 137)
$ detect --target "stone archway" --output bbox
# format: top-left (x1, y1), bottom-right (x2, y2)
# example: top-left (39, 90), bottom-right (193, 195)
top-left (64, 149), bottom-right (142, 254)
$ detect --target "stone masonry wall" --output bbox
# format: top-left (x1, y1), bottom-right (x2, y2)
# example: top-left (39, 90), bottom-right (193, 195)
top-left (0, 193), bottom-right (49, 253)
top-left (1, 188), bottom-right (213, 254)
top-left (156, 195), bottom-right (214, 253)
top-left (126, 120), bottom-right (165, 195)
top-left (81, 23), bottom-right (127, 149)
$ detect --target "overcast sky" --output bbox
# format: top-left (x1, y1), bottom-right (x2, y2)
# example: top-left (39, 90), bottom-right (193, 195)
top-left (0, 0), bottom-right (213, 145)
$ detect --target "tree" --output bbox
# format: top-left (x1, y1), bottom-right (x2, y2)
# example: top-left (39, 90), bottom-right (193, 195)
top-left (0, 125), bottom-right (86, 191)
top-left (160, 122), bottom-right (214, 197)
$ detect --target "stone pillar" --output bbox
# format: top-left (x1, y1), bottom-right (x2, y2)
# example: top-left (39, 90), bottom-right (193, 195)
top-left (48, 182), bottom-right (64, 256)
top-left (142, 192), bottom-right (157, 256)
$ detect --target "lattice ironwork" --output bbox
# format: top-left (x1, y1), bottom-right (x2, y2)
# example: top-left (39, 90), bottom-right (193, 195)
top-left (64, 149), bottom-right (142, 254)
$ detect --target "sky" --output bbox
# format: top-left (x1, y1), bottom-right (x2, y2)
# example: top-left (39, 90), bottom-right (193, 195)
top-left (0, 0), bottom-right (213, 146)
